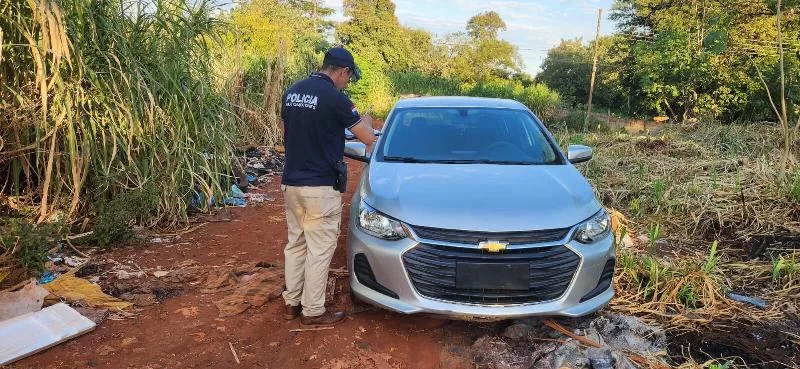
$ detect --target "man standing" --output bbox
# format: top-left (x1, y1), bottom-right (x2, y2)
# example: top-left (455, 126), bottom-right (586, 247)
top-left (280, 47), bottom-right (377, 326)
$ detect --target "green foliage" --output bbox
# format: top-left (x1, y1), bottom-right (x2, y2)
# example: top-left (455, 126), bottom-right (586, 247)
top-left (703, 240), bottom-right (720, 274)
top-left (91, 185), bottom-right (159, 247)
top-left (539, 0), bottom-right (800, 122)
top-left (537, 39), bottom-right (593, 107)
top-left (336, 2), bottom-right (541, 115)
top-left (389, 72), bottom-right (560, 117)
top-left (467, 11), bottom-right (506, 39)
top-left (390, 72), bottom-right (461, 96)
top-left (677, 283), bottom-right (700, 308)
top-left (772, 254), bottom-right (798, 282)
top-left (551, 110), bottom-right (608, 132)
top-left (1, 0), bottom-right (237, 225)
top-left (706, 361), bottom-right (733, 369)
top-left (790, 170), bottom-right (800, 201)
top-left (647, 224), bottom-right (661, 252)
top-left (0, 219), bottom-right (65, 273)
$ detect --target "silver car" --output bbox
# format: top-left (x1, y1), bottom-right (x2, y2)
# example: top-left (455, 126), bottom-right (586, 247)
top-left (344, 97), bottom-right (614, 320)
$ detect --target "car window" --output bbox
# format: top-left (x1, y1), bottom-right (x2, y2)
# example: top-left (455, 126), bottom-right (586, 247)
top-left (379, 107), bottom-right (560, 164)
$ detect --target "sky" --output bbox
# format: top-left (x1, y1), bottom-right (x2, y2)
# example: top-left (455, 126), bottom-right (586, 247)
top-left (321, 0), bottom-right (617, 75)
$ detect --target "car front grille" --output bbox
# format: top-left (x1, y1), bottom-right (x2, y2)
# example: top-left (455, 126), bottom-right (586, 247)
top-left (410, 225), bottom-right (569, 245)
top-left (403, 243), bottom-right (580, 305)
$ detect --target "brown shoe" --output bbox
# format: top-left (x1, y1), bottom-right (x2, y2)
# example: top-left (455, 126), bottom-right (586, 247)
top-left (284, 305), bottom-right (301, 320)
top-left (300, 311), bottom-right (346, 326)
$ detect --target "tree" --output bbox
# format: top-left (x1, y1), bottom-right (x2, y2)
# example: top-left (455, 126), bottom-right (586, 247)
top-left (467, 11), bottom-right (506, 40)
top-left (445, 12), bottom-right (523, 83)
top-left (222, 0), bottom-right (333, 78)
top-left (536, 39), bottom-right (593, 107)
top-left (338, 0), bottom-right (432, 71)
top-left (335, 0), bottom-right (442, 114)
top-left (587, 0), bottom-right (800, 121)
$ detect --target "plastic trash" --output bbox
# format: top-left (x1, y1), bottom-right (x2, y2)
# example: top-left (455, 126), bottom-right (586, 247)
top-left (0, 281), bottom-right (51, 321)
top-left (223, 185), bottom-right (246, 207)
top-left (727, 292), bottom-right (767, 309)
top-left (38, 272), bottom-right (57, 284)
top-left (43, 276), bottom-right (132, 310)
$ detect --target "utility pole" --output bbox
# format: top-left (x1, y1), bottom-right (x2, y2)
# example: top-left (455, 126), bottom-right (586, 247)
top-left (584, 8), bottom-right (602, 132)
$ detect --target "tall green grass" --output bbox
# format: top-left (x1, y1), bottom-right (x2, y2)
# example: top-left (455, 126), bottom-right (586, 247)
top-left (1, 0), bottom-right (237, 227)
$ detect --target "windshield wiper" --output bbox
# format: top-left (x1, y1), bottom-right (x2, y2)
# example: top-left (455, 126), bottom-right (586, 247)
top-left (383, 157), bottom-right (536, 165)
top-left (476, 159), bottom-right (537, 165)
top-left (383, 156), bottom-right (435, 163)
top-left (433, 159), bottom-right (537, 165)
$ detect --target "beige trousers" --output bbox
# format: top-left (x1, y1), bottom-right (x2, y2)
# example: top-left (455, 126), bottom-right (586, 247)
top-left (281, 184), bottom-right (342, 317)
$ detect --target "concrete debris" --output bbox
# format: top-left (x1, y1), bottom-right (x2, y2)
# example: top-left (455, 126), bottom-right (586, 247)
top-left (472, 313), bottom-right (667, 369)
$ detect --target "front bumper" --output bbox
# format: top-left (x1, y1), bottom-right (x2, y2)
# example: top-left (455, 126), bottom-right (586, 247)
top-left (346, 208), bottom-right (615, 320)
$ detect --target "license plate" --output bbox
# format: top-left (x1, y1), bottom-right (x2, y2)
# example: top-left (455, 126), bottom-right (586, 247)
top-left (455, 262), bottom-right (529, 290)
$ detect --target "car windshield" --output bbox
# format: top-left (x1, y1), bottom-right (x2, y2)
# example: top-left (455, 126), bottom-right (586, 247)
top-left (379, 107), bottom-right (560, 164)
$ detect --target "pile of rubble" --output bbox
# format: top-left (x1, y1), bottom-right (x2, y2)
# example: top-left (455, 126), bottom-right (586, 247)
top-left (236, 145), bottom-right (284, 188)
top-left (472, 314), bottom-right (669, 369)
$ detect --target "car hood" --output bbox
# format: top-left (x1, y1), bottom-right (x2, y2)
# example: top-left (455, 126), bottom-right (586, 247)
top-left (361, 162), bottom-right (602, 232)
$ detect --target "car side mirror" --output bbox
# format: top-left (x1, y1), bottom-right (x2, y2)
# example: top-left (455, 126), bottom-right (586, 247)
top-left (344, 129), bottom-right (381, 141)
top-left (344, 141), bottom-right (369, 163)
top-left (567, 145), bottom-right (593, 164)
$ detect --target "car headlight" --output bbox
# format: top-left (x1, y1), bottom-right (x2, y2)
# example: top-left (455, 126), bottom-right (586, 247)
top-left (357, 201), bottom-right (407, 240)
top-left (573, 210), bottom-right (610, 244)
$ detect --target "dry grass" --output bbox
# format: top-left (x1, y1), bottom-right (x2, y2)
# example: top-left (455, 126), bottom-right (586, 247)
top-left (557, 123), bottom-right (800, 335)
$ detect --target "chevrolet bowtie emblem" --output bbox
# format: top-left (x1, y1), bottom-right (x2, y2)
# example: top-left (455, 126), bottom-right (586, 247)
top-left (479, 240), bottom-right (508, 252)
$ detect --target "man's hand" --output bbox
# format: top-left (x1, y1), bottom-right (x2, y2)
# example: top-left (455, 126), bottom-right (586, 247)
top-left (351, 115), bottom-right (377, 153)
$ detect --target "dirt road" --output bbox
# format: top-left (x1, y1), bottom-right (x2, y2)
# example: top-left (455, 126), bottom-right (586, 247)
top-left (10, 161), bottom-right (486, 369)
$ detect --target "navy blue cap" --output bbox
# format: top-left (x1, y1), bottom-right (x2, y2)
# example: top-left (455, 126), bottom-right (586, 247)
top-left (323, 47), bottom-right (361, 82)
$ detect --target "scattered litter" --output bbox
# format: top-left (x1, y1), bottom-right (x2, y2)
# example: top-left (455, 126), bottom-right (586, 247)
top-left (63, 256), bottom-right (87, 268)
top-left (243, 193), bottom-right (274, 203)
top-left (38, 272), bottom-right (59, 284)
top-left (0, 280), bottom-right (51, 321)
top-left (728, 292), bottom-right (768, 309)
top-left (0, 303), bottom-right (96, 365)
top-left (188, 146), bottom-right (282, 210)
top-left (223, 184), bottom-right (247, 207)
top-left (241, 146), bottom-right (284, 177)
top-left (47, 256), bottom-right (63, 264)
top-left (43, 275), bottom-right (132, 310)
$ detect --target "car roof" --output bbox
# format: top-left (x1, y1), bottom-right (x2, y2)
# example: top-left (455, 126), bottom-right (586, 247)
top-left (392, 96), bottom-right (528, 110)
